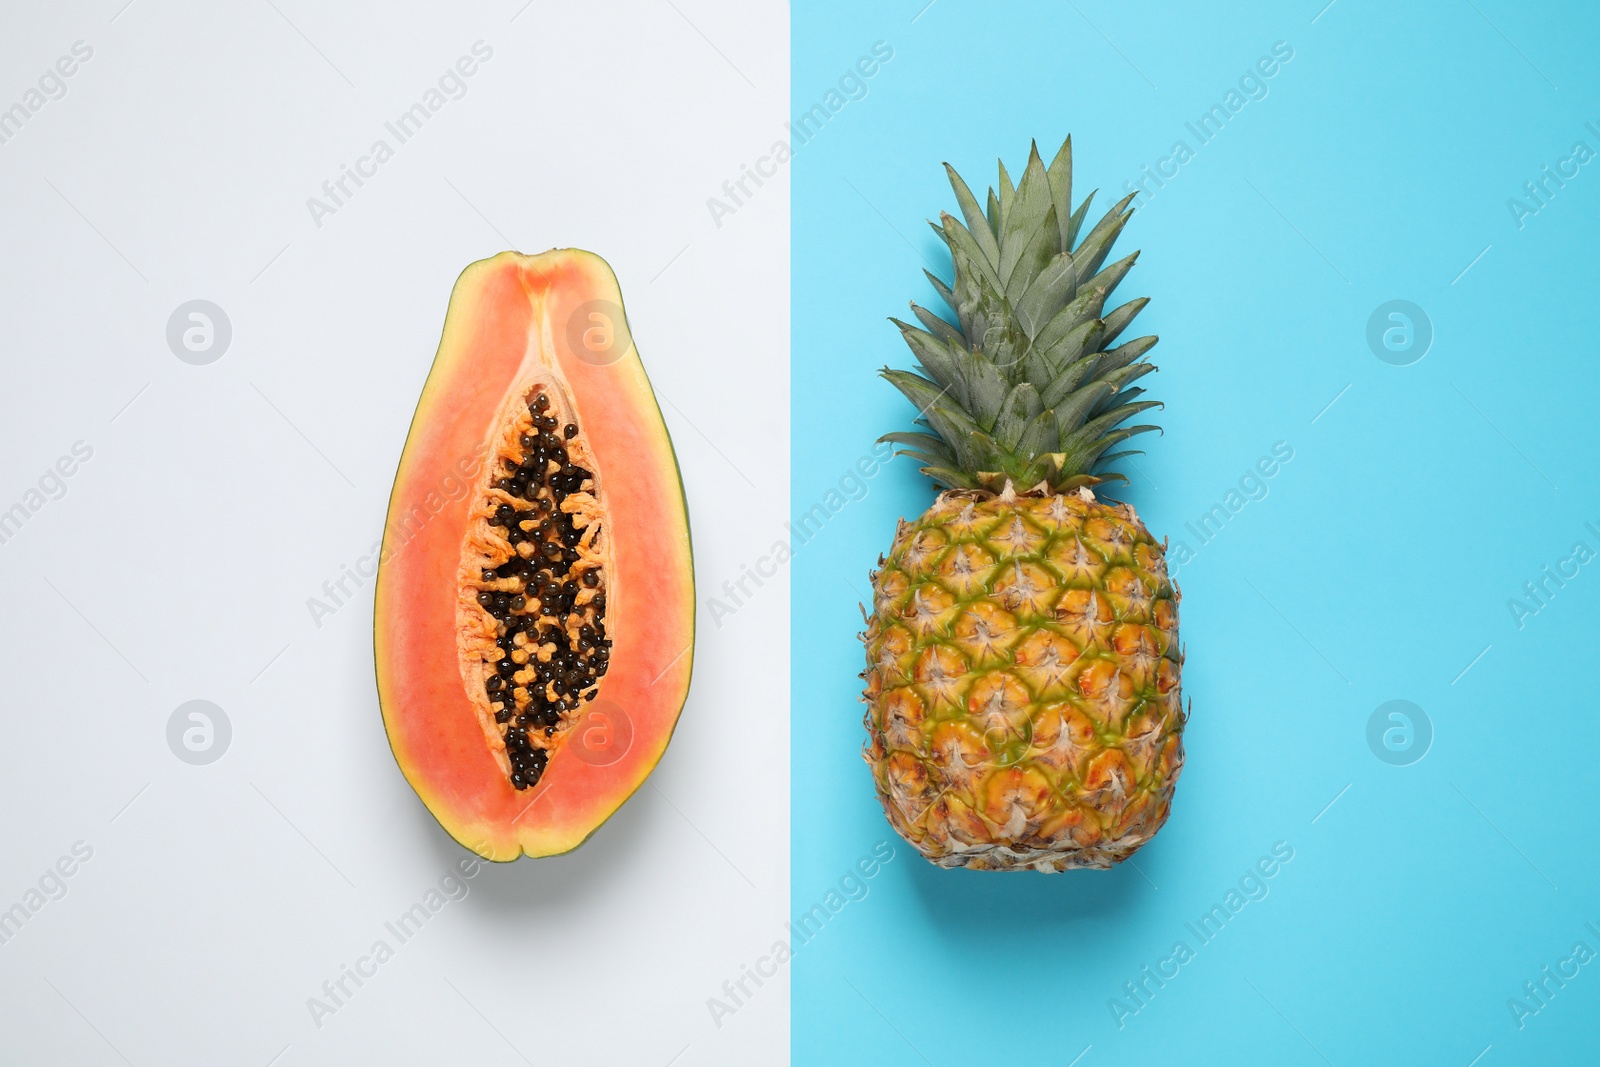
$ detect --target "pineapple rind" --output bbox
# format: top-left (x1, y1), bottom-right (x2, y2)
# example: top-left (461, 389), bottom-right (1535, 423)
top-left (863, 487), bottom-right (1184, 872)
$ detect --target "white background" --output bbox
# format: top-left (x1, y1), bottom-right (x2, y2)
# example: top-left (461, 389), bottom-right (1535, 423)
top-left (0, 2), bottom-right (788, 1064)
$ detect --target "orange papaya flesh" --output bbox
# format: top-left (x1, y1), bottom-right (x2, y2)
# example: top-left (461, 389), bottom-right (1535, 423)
top-left (375, 250), bottom-right (693, 860)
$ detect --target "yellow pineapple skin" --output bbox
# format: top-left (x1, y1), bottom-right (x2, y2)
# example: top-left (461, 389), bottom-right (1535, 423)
top-left (862, 487), bottom-right (1184, 872)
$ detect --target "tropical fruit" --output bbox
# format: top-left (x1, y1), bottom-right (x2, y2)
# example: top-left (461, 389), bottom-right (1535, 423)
top-left (376, 249), bottom-right (694, 861)
top-left (861, 138), bottom-right (1185, 872)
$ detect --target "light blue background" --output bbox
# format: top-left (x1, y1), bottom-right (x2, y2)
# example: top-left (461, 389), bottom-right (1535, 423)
top-left (792, 1), bottom-right (1600, 1063)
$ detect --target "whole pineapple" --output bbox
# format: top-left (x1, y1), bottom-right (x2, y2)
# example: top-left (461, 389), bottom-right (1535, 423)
top-left (862, 138), bottom-right (1184, 872)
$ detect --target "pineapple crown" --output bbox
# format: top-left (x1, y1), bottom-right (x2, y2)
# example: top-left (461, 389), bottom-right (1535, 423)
top-left (881, 136), bottom-right (1160, 495)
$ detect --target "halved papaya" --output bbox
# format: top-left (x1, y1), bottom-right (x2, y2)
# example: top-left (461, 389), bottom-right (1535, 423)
top-left (375, 249), bottom-right (694, 860)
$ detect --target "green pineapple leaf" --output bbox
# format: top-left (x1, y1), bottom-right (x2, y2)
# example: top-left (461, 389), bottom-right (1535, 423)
top-left (1066, 189), bottom-right (1096, 249)
top-left (886, 137), bottom-right (1161, 495)
top-left (944, 163), bottom-right (1000, 268)
top-left (908, 302), bottom-right (964, 347)
top-left (1046, 137), bottom-right (1074, 251)
top-left (1014, 252), bottom-right (1078, 340)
